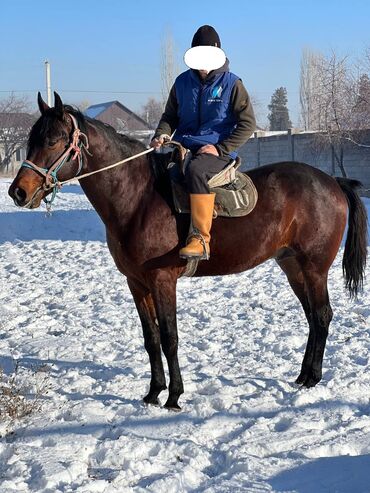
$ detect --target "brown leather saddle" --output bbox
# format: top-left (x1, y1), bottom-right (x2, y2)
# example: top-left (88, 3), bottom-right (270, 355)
top-left (153, 141), bottom-right (258, 218)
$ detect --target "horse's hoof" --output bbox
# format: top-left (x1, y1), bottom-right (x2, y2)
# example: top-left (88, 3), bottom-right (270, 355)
top-left (295, 374), bottom-right (305, 385)
top-left (164, 399), bottom-right (182, 412)
top-left (295, 370), bottom-right (321, 388)
top-left (164, 404), bottom-right (182, 412)
top-left (143, 395), bottom-right (160, 407)
top-left (143, 399), bottom-right (160, 407)
top-left (302, 377), bottom-right (320, 388)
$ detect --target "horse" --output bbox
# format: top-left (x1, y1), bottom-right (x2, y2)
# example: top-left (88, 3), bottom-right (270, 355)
top-left (8, 92), bottom-right (368, 410)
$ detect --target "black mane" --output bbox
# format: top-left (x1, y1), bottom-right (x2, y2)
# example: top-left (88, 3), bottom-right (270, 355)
top-left (83, 111), bottom-right (146, 155)
top-left (28, 104), bottom-right (146, 156)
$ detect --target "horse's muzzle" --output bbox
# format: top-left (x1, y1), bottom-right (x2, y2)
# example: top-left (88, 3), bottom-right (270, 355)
top-left (9, 185), bottom-right (28, 207)
top-left (8, 180), bottom-right (44, 209)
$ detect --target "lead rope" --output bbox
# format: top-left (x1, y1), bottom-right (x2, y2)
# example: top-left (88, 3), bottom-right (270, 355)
top-left (57, 132), bottom-right (175, 186)
top-left (40, 146), bottom-right (154, 214)
top-left (58, 147), bottom-right (155, 186)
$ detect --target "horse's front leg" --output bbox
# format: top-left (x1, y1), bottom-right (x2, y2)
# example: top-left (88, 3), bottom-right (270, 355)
top-left (150, 269), bottom-right (184, 410)
top-left (127, 278), bottom-right (167, 405)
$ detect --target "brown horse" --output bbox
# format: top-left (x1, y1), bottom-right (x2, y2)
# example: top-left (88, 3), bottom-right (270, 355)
top-left (9, 93), bottom-right (367, 410)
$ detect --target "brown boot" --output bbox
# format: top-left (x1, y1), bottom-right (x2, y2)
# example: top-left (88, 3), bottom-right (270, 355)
top-left (179, 193), bottom-right (215, 260)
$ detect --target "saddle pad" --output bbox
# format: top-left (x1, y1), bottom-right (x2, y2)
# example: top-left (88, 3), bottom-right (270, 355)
top-left (171, 170), bottom-right (258, 218)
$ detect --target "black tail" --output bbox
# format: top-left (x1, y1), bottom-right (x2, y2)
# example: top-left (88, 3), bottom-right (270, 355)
top-left (336, 177), bottom-right (368, 298)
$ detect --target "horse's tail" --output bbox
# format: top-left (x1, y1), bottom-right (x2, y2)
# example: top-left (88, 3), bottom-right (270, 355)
top-left (336, 177), bottom-right (368, 298)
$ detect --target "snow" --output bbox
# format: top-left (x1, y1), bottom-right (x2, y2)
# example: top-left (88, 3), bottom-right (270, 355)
top-left (0, 178), bottom-right (369, 492)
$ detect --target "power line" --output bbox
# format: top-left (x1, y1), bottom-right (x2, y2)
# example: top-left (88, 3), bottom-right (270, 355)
top-left (0, 89), bottom-right (162, 95)
top-left (0, 89), bottom-right (302, 96)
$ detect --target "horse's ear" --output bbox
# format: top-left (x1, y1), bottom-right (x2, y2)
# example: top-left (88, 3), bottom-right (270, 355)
top-left (54, 91), bottom-right (64, 117)
top-left (37, 92), bottom-right (49, 115)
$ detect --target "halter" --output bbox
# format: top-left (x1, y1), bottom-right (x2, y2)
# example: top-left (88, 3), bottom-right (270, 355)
top-left (20, 114), bottom-right (90, 209)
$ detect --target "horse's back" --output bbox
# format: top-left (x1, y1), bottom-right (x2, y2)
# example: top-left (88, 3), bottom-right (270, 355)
top-left (246, 161), bottom-right (343, 195)
top-left (195, 161), bottom-right (348, 276)
top-left (246, 161), bottom-right (348, 224)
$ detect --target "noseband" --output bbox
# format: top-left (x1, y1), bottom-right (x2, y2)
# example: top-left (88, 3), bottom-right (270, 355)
top-left (20, 113), bottom-right (90, 208)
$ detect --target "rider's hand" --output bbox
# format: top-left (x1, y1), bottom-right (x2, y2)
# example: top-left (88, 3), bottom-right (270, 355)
top-left (150, 136), bottom-right (164, 149)
top-left (151, 133), bottom-right (172, 149)
top-left (197, 144), bottom-right (219, 156)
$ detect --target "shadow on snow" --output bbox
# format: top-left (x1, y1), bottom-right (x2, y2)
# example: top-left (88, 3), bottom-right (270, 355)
top-left (269, 453), bottom-right (370, 493)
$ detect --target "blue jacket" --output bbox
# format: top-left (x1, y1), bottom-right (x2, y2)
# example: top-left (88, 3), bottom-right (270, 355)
top-left (173, 68), bottom-right (240, 158)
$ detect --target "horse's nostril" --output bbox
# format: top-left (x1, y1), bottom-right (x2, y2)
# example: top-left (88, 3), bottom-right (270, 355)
top-left (14, 187), bottom-right (27, 206)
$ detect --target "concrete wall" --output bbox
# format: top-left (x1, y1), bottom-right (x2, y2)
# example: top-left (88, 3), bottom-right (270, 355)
top-left (0, 144), bottom-right (26, 176)
top-left (238, 129), bottom-right (370, 190)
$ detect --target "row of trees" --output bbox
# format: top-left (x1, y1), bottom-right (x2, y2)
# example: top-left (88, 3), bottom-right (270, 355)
top-left (1, 42), bottom-right (370, 171)
top-left (299, 48), bottom-right (370, 175)
top-left (299, 48), bottom-right (370, 133)
top-left (268, 49), bottom-right (370, 131)
top-left (265, 48), bottom-right (370, 175)
top-left (141, 38), bottom-right (370, 139)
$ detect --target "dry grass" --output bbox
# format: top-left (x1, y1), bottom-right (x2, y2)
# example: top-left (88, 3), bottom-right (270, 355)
top-left (0, 361), bottom-right (50, 422)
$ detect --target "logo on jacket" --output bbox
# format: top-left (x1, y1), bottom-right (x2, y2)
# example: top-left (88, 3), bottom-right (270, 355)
top-left (211, 85), bottom-right (223, 98)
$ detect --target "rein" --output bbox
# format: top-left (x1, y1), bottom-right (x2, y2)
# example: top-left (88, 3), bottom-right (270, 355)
top-left (20, 113), bottom-right (154, 210)
top-left (60, 147), bottom-right (154, 185)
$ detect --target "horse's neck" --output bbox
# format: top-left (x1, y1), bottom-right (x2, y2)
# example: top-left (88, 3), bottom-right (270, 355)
top-left (79, 124), bottom-right (154, 232)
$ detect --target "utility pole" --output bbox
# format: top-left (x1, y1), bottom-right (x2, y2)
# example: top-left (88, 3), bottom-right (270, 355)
top-left (45, 60), bottom-right (52, 106)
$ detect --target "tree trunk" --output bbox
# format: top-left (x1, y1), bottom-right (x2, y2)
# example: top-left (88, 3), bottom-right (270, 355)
top-left (332, 144), bottom-right (347, 177)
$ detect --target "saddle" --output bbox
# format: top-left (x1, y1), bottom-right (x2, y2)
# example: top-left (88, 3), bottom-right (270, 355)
top-left (152, 141), bottom-right (258, 218)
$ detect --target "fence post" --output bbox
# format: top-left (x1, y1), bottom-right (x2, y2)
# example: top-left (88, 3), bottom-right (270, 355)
top-left (254, 131), bottom-right (260, 167)
top-left (288, 128), bottom-right (297, 161)
top-left (331, 144), bottom-right (335, 175)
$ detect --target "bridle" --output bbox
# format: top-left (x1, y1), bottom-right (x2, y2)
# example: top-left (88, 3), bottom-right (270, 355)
top-left (19, 112), bottom-right (158, 211)
top-left (20, 113), bottom-right (90, 208)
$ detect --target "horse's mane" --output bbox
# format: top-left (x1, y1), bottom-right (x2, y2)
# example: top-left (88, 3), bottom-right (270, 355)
top-left (28, 104), bottom-right (146, 155)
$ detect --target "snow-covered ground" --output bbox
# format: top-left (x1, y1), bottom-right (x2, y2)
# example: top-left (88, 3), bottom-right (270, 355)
top-left (0, 178), bottom-right (369, 493)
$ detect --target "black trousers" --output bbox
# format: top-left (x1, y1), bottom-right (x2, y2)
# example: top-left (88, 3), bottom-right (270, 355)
top-left (184, 152), bottom-right (231, 194)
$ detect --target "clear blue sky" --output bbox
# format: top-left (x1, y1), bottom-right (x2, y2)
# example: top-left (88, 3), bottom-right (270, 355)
top-left (1, 0), bottom-right (369, 126)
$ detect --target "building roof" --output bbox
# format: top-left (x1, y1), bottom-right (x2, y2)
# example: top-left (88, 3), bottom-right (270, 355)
top-left (84, 103), bottom-right (111, 119)
top-left (84, 100), bottom-right (149, 128)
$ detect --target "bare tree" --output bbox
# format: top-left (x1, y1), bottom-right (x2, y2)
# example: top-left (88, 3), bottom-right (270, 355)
top-left (160, 28), bottom-right (180, 104)
top-left (0, 94), bottom-right (34, 172)
top-left (364, 46), bottom-right (370, 74)
top-left (140, 98), bottom-right (164, 130)
top-left (75, 100), bottom-right (91, 112)
top-left (300, 48), bottom-right (313, 130)
top-left (300, 48), bottom-right (370, 176)
top-left (313, 52), bottom-right (351, 176)
top-left (348, 58), bottom-right (370, 136)
top-left (299, 48), bottom-right (324, 130)
top-left (249, 93), bottom-right (264, 129)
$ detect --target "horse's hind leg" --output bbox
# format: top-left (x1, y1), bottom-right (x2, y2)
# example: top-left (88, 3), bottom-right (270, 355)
top-left (276, 255), bottom-right (332, 387)
top-left (276, 256), bottom-right (314, 384)
top-left (127, 278), bottom-right (167, 405)
top-left (276, 255), bottom-right (311, 322)
top-left (297, 267), bottom-right (333, 387)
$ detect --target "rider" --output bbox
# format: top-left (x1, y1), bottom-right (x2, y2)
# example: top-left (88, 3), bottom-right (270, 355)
top-left (151, 25), bottom-right (256, 260)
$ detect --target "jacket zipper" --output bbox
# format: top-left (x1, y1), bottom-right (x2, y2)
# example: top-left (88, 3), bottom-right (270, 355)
top-left (198, 82), bottom-right (206, 131)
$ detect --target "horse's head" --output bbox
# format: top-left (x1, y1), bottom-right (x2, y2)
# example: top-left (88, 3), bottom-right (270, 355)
top-left (9, 92), bottom-right (88, 209)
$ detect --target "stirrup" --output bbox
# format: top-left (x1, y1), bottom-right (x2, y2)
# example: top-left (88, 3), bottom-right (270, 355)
top-left (179, 230), bottom-right (209, 260)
